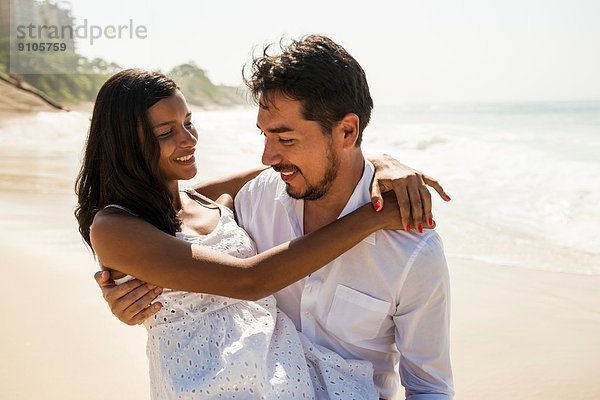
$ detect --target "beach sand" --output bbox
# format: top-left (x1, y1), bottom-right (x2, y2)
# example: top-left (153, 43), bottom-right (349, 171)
top-left (0, 193), bottom-right (150, 399)
top-left (1, 110), bottom-right (599, 399)
top-left (449, 258), bottom-right (600, 399)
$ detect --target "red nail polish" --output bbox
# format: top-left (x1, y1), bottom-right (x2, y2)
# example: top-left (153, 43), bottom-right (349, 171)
top-left (444, 195), bottom-right (451, 201)
top-left (428, 217), bottom-right (433, 226)
top-left (373, 200), bottom-right (382, 212)
top-left (405, 224), bottom-right (411, 232)
top-left (418, 224), bottom-right (423, 233)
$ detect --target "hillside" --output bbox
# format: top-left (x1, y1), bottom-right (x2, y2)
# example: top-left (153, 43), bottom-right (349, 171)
top-left (0, 71), bottom-right (64, 112)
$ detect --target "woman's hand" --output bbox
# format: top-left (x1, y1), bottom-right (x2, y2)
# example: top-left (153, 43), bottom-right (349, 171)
top-left (373, 191), bottom-right (435, 231)
top-left (368, 154), bottom-right (450, 232)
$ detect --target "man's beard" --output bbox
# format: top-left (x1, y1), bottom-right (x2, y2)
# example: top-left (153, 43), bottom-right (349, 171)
top-left (274, 146), bottom-right (340, 201)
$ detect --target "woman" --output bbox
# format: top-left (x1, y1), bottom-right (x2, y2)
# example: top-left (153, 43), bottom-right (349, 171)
top-left (75, 69), bottom-right (405, 399)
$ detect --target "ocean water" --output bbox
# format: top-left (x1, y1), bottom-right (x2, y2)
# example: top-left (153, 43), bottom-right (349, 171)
top-left (1, 100), bottom-right (598, 275)
top-left (365, 101), bottom-right (600, 275)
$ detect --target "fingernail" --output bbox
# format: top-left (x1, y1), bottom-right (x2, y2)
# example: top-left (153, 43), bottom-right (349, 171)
top-left (154, 303), bottom-right (162, 310)
top-left (154, 287), bottom-right (163, 295)
top-left (405, 224), bottom-right (411, 232)
top-left (428, 217), bottom-right (433, 226)
top-left (373, 200), bottom-right (382, 212)
top-left (444, 194), bottom-right (451, 201)
top-left (418, 224), bottom-right (423, 233)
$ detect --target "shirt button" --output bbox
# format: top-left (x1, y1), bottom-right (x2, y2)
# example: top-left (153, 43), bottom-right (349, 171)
top-left (304, 311), bottom-right (310, 317)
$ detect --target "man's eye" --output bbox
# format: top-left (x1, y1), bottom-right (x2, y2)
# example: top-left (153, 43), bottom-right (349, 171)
top-left (184, 122), bottom-right (193, 128)
top-left (279, 138), bottom-right (294, 144)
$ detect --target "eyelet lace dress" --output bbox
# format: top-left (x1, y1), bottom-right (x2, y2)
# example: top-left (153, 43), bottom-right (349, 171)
top-left (107, 192), bottom-right (377, 400)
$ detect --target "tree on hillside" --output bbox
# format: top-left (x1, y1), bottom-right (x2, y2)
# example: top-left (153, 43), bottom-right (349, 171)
top-left (169, 61), bottom-right (221, 106)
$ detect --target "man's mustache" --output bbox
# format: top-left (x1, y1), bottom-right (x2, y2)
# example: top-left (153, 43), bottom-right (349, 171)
top-left (272, 164), bottom-right (301, 174)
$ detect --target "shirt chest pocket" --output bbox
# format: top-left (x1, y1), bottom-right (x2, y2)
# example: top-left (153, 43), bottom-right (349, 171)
top-left (325, 284), bottom-right (391, 343)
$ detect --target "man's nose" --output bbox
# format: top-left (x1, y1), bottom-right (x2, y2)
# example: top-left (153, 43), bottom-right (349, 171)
top-left (261, 138), bottom-right (282, 166)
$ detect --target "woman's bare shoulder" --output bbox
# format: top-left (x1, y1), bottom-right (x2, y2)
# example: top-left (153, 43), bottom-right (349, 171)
top-left (214, 193), bottom-right (234, 209)
top-left (93, 207), bottom-right (137, 227)
top-left (91, 207), bottom-right (144, 244)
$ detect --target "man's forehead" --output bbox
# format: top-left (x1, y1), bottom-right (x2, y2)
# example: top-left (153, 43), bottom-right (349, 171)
top-left (259, 90), bottom-right (303, 110)
top-left (256, 106), bottom-right (289, 131)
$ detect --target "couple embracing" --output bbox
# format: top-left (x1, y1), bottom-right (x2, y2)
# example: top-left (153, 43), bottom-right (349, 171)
top-left (76, 35), bottom-right (454, 399)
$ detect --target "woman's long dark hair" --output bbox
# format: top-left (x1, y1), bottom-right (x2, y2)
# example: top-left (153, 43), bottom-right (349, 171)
top-left (75, 69), bottom-right (181, 252)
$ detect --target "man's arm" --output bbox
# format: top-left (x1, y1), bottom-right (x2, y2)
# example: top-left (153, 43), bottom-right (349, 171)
top-left (94, 271), bottom-right (163, 325)
top-left (393, 233), bottom-right (454, 399)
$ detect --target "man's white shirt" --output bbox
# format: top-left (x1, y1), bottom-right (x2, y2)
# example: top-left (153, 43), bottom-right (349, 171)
top-left (234, 160), bottom-right (454, 400)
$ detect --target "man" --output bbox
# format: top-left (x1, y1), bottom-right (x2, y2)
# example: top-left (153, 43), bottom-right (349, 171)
top-left (98, 35), bottom-right (453, 399)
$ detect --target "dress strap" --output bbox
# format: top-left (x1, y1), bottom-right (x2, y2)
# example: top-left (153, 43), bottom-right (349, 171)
top-left (104, 204), bottom-right (140, 216)
top-left (181, 188), bottom-right (221, 210)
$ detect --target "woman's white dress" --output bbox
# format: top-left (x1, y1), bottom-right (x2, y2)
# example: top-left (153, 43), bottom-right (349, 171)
top-left (112, 195), bottom-right (377, 399)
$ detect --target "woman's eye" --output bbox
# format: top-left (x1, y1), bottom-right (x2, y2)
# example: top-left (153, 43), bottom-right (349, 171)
top-left (157, 130), bottom-right (173, 138)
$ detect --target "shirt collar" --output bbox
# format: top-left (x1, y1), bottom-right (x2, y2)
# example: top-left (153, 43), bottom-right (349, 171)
top-left (275, 159), bottom-right (377, 245)
top-left (338, 159), bottom-right (377, 245)
top-left (274, 176), bottom-right (304, 238)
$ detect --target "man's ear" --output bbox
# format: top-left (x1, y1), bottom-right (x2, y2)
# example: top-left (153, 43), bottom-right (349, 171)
top-left (336, 113), bottom-right (360, 148)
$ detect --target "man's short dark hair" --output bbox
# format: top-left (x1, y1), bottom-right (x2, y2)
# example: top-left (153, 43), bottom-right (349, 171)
top-left (244, 34), bottom-right (373, 146)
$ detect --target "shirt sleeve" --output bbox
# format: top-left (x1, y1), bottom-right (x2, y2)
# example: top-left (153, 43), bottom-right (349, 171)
top-left (392, 233), bottom-right (454, 399)
top-left (233, 180), bottom-right (250, 229)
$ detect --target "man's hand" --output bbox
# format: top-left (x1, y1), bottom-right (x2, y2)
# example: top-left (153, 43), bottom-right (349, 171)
top-left (94, 270), bottom-right (163, 325)
top-left (369, 154), bottom-right (450, 233)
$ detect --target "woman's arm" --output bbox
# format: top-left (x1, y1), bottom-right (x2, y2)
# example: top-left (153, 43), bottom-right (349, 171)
top-left (192, 167), bottom-right (266, 202)
top-left (193, 156), bottom-right (450, 228)
top-left (366, 154), bottom-right (450, 232)
top-left (91, 193), bottom-right (401, 301)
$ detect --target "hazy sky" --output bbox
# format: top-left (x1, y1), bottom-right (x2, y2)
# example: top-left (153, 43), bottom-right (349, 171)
top-left (63, 0), bottom-right (599, 104)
